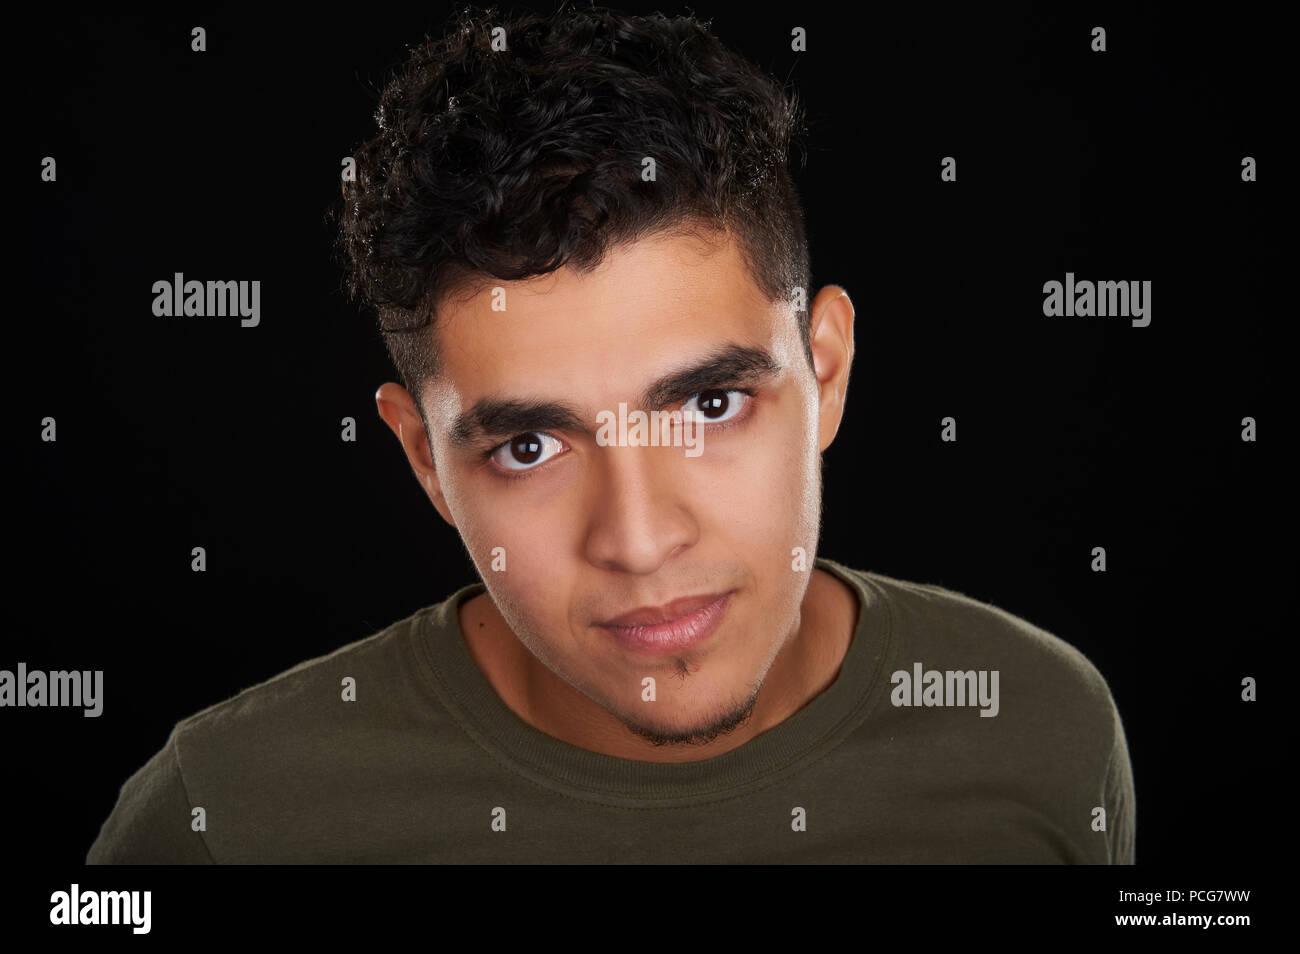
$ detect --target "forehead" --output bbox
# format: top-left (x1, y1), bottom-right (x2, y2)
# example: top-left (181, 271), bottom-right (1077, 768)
top-left (425, 230), bottom-right (787, 416)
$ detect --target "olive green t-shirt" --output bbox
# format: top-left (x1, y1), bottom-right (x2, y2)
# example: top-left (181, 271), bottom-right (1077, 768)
top-left (86, 558), bottom-right (1135, 864)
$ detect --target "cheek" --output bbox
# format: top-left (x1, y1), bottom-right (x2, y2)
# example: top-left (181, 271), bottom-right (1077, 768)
top-left (700, 401), bottom-right (815, 542)
top-left (452, 484), bottom-right (586, 632)
top-left (437, 450), bottom-right (565, 559)
top-left (457, 491), bottom-right (572, 582)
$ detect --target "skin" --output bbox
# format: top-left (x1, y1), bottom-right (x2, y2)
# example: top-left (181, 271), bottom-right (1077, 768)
top-left (377, 226), bottom-right (858, 762)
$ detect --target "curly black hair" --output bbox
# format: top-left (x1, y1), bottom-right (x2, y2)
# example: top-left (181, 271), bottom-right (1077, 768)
top-left (332, 2), bottom-right (811, 414)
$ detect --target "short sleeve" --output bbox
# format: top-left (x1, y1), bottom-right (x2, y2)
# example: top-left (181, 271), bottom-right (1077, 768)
top-left (1104, 702), bottom-right (1136, 865)
top-left (86, 728), bottom-right (215, 864)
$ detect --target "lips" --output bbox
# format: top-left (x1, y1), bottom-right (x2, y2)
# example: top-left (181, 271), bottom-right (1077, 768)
top-left (595, 590), bottom-right (735, 655)
top-left (598, 591), bottom-right (731, 627)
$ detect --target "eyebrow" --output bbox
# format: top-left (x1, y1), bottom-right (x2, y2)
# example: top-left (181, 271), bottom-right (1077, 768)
top-left (447, 343), bottom-right (781, 448)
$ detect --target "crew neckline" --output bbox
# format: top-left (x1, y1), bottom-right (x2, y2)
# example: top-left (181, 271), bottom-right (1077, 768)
top-left (410, 556), bottom-right (897, 805)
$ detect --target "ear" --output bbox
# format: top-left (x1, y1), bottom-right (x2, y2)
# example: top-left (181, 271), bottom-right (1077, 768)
top-left (375, 382), bottom-right (457, 527)
top-left (807, 286), bottom-right (856, 451)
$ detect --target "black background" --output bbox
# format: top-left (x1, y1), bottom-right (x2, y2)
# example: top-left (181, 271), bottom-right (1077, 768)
top-left (7, 0), bottom-right (1284, 909)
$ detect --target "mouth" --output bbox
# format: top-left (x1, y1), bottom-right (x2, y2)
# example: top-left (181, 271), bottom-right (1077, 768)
top-left (595, 590), bottom-right (735, 655)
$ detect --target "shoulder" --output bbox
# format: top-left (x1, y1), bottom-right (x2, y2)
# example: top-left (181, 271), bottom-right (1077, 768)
top-left (829, 561), bottom-right (1122, 740)
top-left (89, 602), bottom-right (463, 862)
top-left (87, 725), bottom-right (213, 863)
top-left (175, 607), bottom-right (429, 738)
top-left (874, 570), bottom-right (1115, 708)
top-left (88, 604), bottom-right (446, 862)
top-left (828, 561), bottom-right (1135, 862)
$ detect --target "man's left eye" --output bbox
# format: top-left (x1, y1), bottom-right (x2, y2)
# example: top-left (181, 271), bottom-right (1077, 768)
top-left (682, 388), bottom-right (749, 423)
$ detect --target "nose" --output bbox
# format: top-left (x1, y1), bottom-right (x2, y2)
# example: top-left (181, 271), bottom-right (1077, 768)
top-left (582, 443), bottom-right (699, 575)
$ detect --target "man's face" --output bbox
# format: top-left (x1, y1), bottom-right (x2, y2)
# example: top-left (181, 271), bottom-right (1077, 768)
top-left (410, 229), bottom-right (844, 742)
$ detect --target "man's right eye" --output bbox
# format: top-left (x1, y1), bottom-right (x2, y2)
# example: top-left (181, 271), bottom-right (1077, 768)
top-left (489, 432), bottom-right (565, 472)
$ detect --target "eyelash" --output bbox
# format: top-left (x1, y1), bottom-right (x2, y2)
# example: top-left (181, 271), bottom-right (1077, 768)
top-left (483, 387), bottom-right (758, 483)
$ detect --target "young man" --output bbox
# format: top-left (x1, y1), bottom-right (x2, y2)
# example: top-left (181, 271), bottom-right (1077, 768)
top-left (88, 4), bottom-right (1134, 863)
